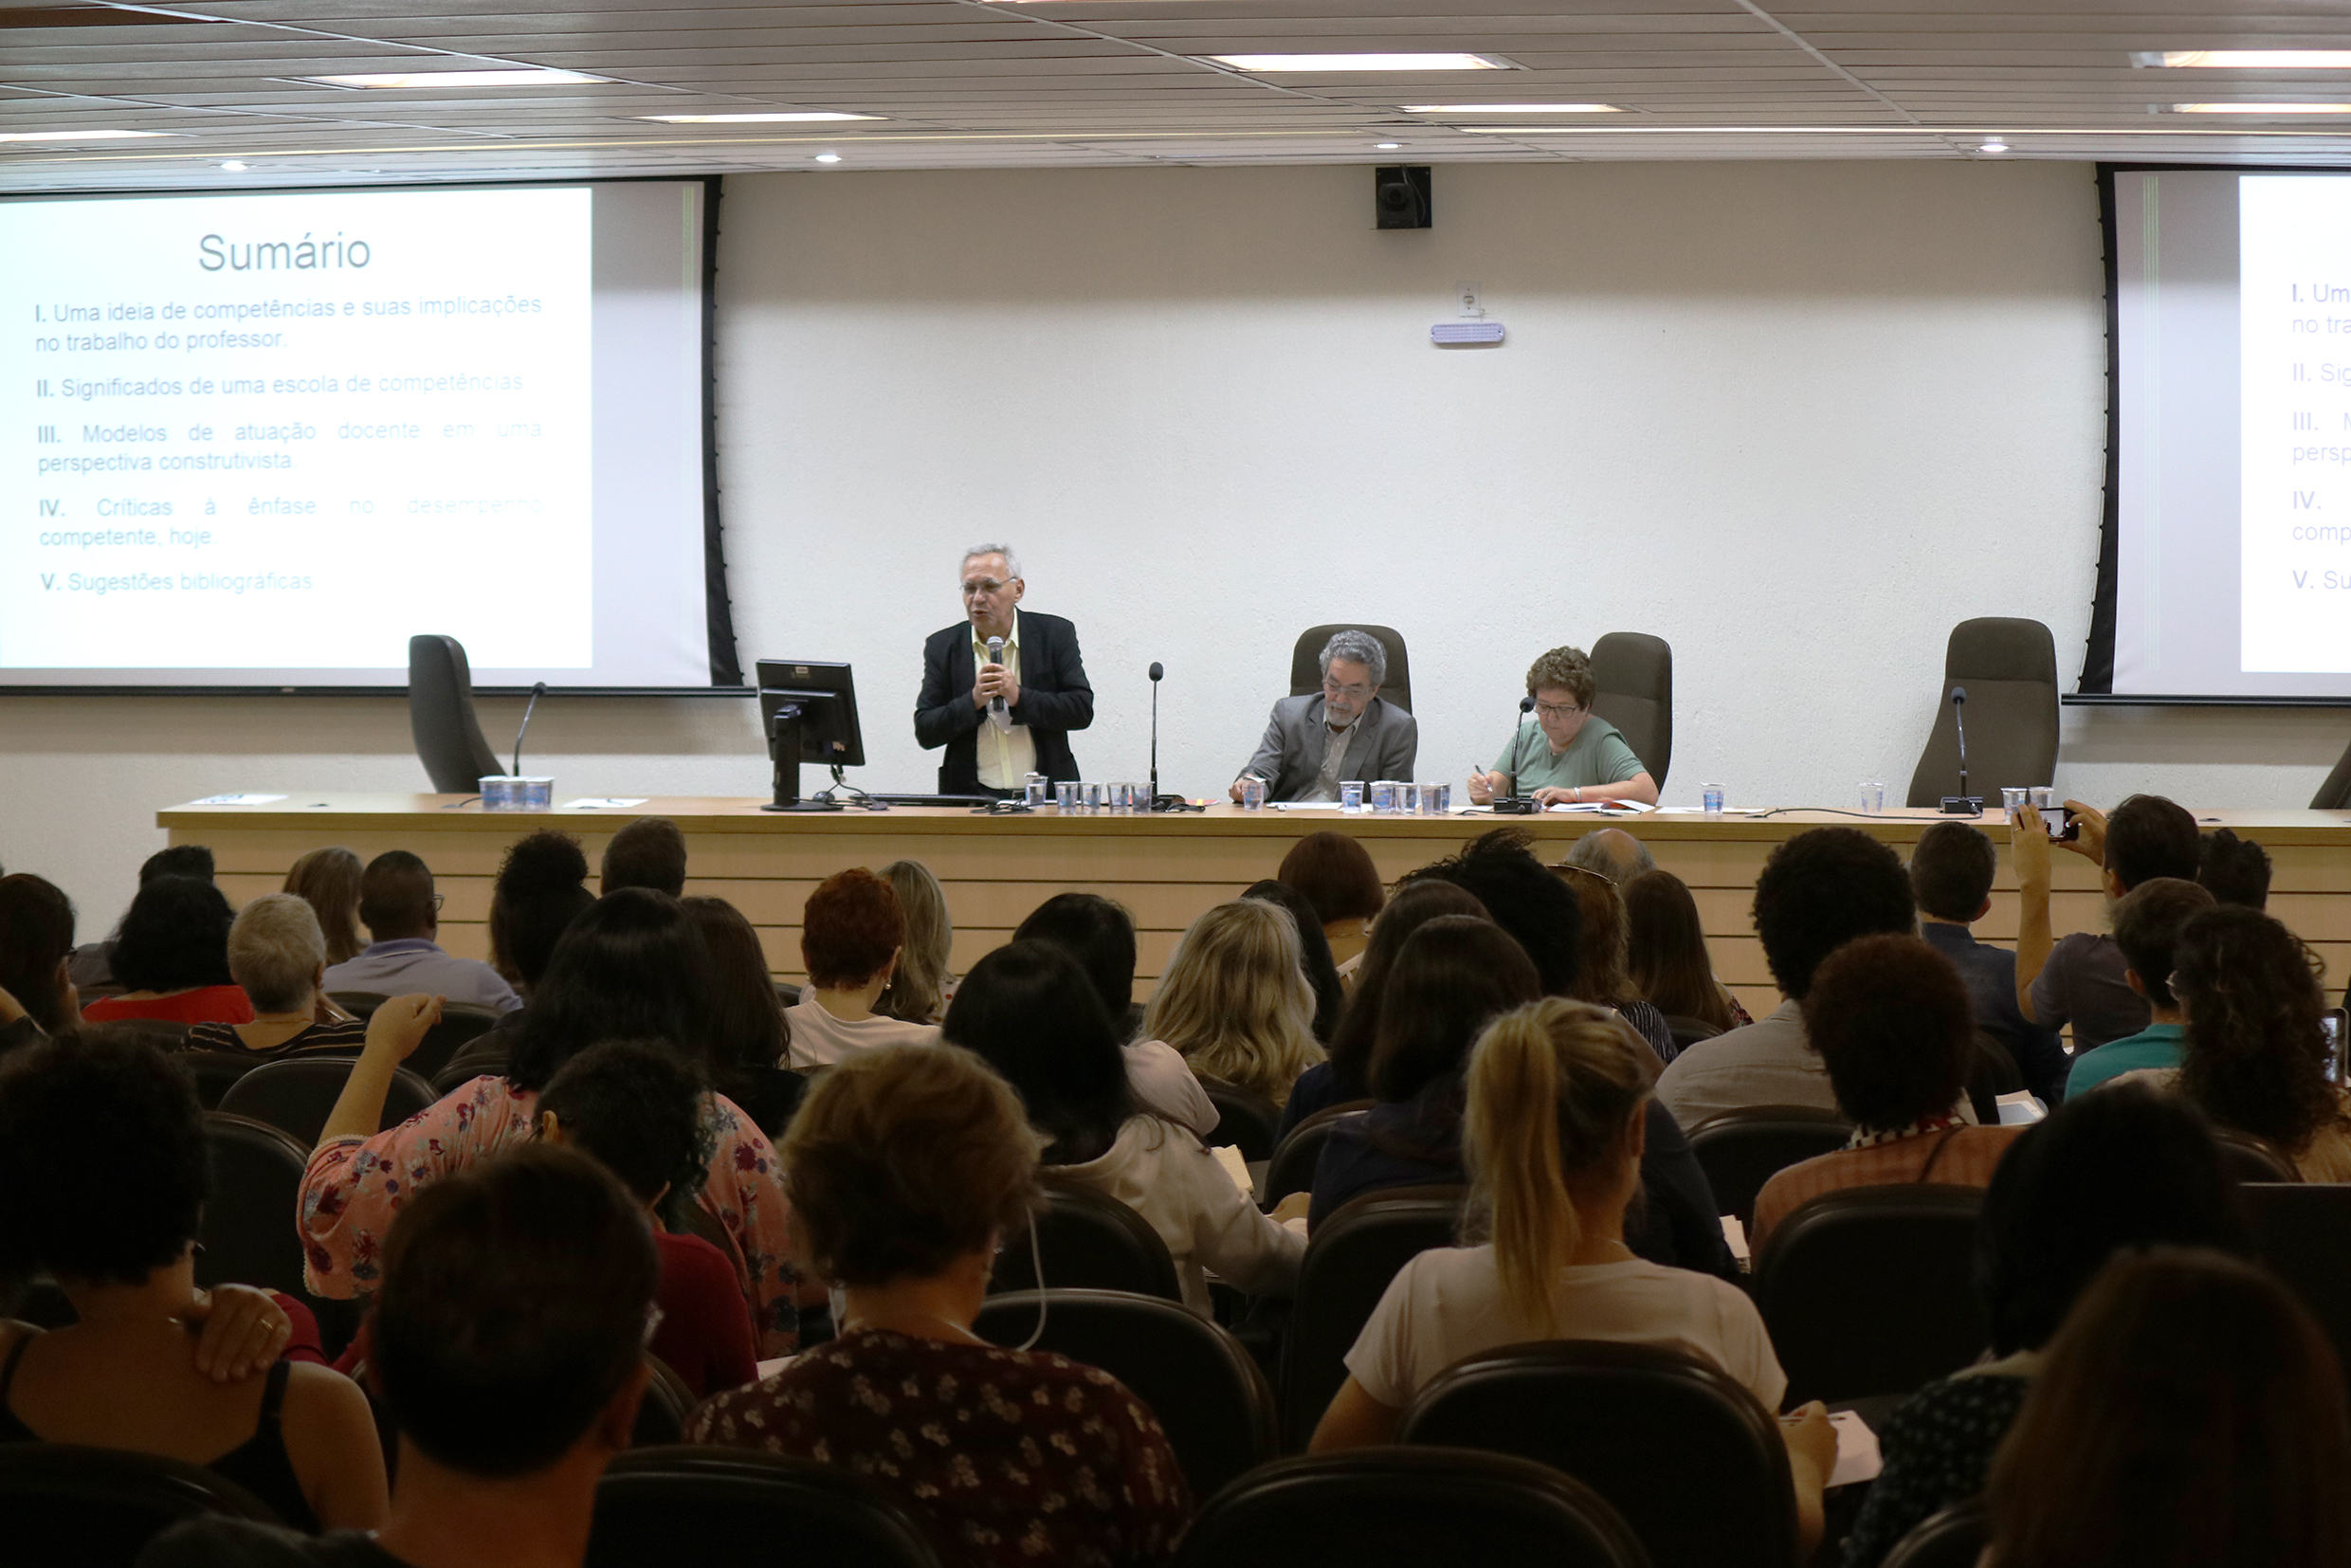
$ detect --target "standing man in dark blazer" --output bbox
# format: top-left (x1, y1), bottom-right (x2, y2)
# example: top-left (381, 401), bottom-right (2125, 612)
top-left (916, 544), bottom-right (1094, 796)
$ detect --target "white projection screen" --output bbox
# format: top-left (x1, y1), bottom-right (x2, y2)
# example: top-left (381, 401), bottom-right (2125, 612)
top-left (2098, 165), bottom-right (2351, 703)
top-left (0, 178), bottom-right (737, 693)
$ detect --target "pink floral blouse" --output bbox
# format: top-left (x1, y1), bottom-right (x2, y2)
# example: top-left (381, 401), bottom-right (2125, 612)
top-left (299, 1075), bottom-right (801, 1356)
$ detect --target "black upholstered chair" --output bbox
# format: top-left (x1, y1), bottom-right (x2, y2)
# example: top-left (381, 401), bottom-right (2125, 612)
top-left (1173, 1448), bottom-right (1650, 1568)
top-left (1904, 618), bottom-right (2059, 809)
top-left (408, 632), bottom-right (504, 793)
top-left (1662, 1014), bottom-right (1722, 1052)
top-left (402, 1002), bottom-right (501, 1083)
top-left (197, 1111), bottom-right (357, 1354)
top-left (988, 1178), bottom-right (1181, 1301)
top-left (1289, 624), bottom-right (1412, 717)
top-left (1401, 1340), bottom-right (1797, 1568)
top-left (327, 990), bottom-right (389, 1019)
top-left (1752, 1184), bottom-right (1987, 1405)
top-left (1279, 1187), bottom-right (1465, 1450)
top-left (177, 1048), bottom-right (262, 1110)
top-left (2214, 1125), bottom-right (2301, 1184)
top-left (2241, 1181), bottom-right (2351, 1399)
top-left (1881, 1500), bottom-right (1989, 1568)
top-left (217, 1057), bottom-right (438, 1147)
top-left (588, 1447), bottom-right (945, 1568)
top-left (1686, 1105), bottom-right (1852, 1230)
top-left (1260, 1102), bottom-right (1372, 1211)
top-left (630, 1356), bottom-right (699, 1449)
top-left (2314, 737), bottom-right (2351, 810)
top-left (1196, 1074), bottom-right (1283, 1162)
top-left (974, 1288), bottom-right (1278, 1500)
top-left (1590, 631), bottom-right (1674, 789)
top-left (433, 1035), bottom-right (511, 1097)
top-left (0, 1444), bottom-right (282, 1568)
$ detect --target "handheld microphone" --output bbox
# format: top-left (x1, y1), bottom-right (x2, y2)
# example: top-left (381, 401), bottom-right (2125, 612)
top-left (1939, 684), bottom-right (1981, 815)
top-left (511, 681), bottom-right (546, 778)
top-left (1491, 695), bottom-right (1540, 814)
top-left (985, 634), bottom-right (1009, 730)
top-left (1148, 662), bottom-right (1164, 809)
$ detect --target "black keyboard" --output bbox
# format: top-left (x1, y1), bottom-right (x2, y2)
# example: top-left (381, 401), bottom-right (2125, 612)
top-left (858, 793), bottom-right (998, 809)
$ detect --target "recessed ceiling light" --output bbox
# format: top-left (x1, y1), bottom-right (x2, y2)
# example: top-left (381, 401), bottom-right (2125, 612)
top-left (642, 111), bottom-right (879, 123)
top-left (1208, 53), bottom-right (1511, 72)
top-left (1403, 103), bottom-right (1618, 114)
top-left (306, 68), bottom-right (609, 88)
top-left (2138, 51), bottom-right (2351, 69)
top-left (1978, 138), bottom-right (2010, 153)
top-left (813, 152), bottom-right (843, 163)
top-left (1375, 141), bottom-right (1401, 149)
top-left (0, 128), bottom-right (173, 143)
top-left (219, 159), bottom-right (249, 171)
top-left (2171, 101), bottom-right (2351, 113)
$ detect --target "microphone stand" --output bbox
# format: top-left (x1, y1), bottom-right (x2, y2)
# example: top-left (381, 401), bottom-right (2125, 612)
top-left (1939, 684), bottom-right (1982, 815)
top-left (511, 681), bottom-right (546, 778)
top-left (1491, 696), bottom-right (1540, 814)
top-left (1145, 661), bottom-right (1201, 812)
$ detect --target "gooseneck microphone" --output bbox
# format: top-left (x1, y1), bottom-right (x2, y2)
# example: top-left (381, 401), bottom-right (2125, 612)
top-left (1491, 695), bottom-right (1540, 814)
top-left (1939, 684), bottom-right (1981, 815)
top-left (1148, 662), bottom-right (1165, 807)
top-left (512, 681), bottom-right (546, 778)
top-left (985, 634), bottom-right (1009, 730)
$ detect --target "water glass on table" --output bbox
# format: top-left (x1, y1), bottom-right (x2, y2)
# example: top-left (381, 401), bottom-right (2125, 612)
top-left (1239, 775), bottom-right (1268, 811)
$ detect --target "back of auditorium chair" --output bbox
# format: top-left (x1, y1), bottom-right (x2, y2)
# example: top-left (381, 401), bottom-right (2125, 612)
top-left (1662, 1014), bottom-right (1722, 1052)
top-left (1904, 618), bottom-right (2058, 809)
top-left (1279, 1188), bottom-right (1465, 1450)
top-left (590, 1447), bottom-right (946, 1568)
top-left (401, 1002), bottom-right (500, 1083)
top-left (1686, 1105), bottom-right (1853, 1231)
top-left (630, 1356), bottom-right (697, 1448)
top-left (1880, 1501), bottom-right (1990, 1568)
top-left (2213, 1125), bottom-right (2302, 1184)
top-left (989, 1178), bottom-right (1182, 1302)
top-left (1196, 1074), bottom-right (1283, 1162)
top-left (0, 1443), bottom-right (282, 1568)
top-left (974, 1288), bottom-right (1278, 1500)
top-left (407, 632), bottom-right (504, 794)
top-left (177, 1049), bottom-right (261, 1110)
top-left (1752, 1185), bottom-right (1987, 1406)
top-left (197, 1111), bottom-right (355, 1355)
top-left (217, 1056), bottom-right (437, 1147)
top-left (327, 991), bottom-right (388, 1020)
top-left (1289, 624), bottom-right (1412, 718)
top-left (1260, 1103), bottom-right (1373, 1211)
top-left (1400, 1340), bottom-right (1798, 1568)
top-left (432, 1035), bottom-right (510, 1097)
top-left (1173, 1448), bottom-right (1650, 1568)
top-left (1589, 632), bottom-right (1674, 789)
top-left (2240, 1182), bottom-right (2351, 1401)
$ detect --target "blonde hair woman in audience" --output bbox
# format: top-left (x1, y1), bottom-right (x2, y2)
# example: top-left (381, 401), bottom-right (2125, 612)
top-left (1142, 899), bottom-right (1321, 1106)
top-left (282, 846), bottom-right (365, 967)
top-left (784, 868), bottom-right (941, 1066)
top-left (183, 893), bottom-right (370, 1059)
top-left (875, 859), bottom-right (956, 1025)
top-left (1311, 997), bottom-right (1835, 1554)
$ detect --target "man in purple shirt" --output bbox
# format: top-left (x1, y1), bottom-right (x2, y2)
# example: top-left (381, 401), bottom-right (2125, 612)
top-left (322, 850), bottom-right (519, 1012)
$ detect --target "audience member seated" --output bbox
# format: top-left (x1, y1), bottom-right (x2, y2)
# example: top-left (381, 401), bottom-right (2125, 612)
top-left (2063, 878), bottom-right (2214, 1098)
top-left (82, 875), bottom-right (254, 1028)
top-left (2198, 826), bottom-right (2273, 911)
top-left (1013, 891), bottom-right (1216, 1136)
top-left (282, 846), bottom-right (367, 966)
top-left (1561, 826), bottom-right (1656, 885)
top-left (598, 814), bottom-right (687, 898)
top-left (1308, 996), bottom-right (1834, 1552)
top-left (0, 871), bottom-right (78, 1044)
top-left (947, 941), bottom-right (1304, 1311)
top-left (680, 896), bottom-right (791, 1088)
top-left (484, 830), bottom-right (595, 1010)
top-left (1141, 899), bottom-right (1322, 1107)
top-left (0, 1030), bottom-right (385, 1531)
top-left (1983, 1249), bottom-right (2351, 1567)
top-left (1841, 1084), bottom-right (2249, 1568)
top-left (146, 1146), bottom-right (661, 1568)
top-left (323, 851), bottom-right (519, 1014)
top-left (2160, 904), bottom-right (2351, 1180)
top-left (1910, 821), bottom-right (2069, 1106)
top-left (1622, 868), bottom-right (1750, 1033)
top-left (875, 859), bottom-right (956, 1025)
top-left (537, 1039), bottom-right (757, 1400)
top-left (2013, 793), bottom-right (2201, 1054)
top-left (1751, 935), bottom-right (2024, 1249)
top-left (1276, 830), bottom-right (1386, 973)
top-left (688, 1044), bottom-right (1193, 1567)
top-left (783, 867), bottom-right (939, 1065)
top-left (1654, 827), bottom-right (1916, 1128)
top-left (1240, 878), bottom-right (1346, 1043)
top-left (1400, 827), bottom-right (1582, 997)
top-left (183, 894), bottom-right (370, 1060)
top-left (1555, 864), bottom-right (1676, 1062)
top-left (70, 844), bottom-right (214, 993)
top-left (1280, 881), bottom-right (1490, 1139)
top-left (300, 890), bottom-right (800, 1356)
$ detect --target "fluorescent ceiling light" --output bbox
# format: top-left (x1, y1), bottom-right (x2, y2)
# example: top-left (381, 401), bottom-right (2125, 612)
top-left (0, 128), bottom-right (173, 142)
top-left (2139, 50), bottom-right (2351, 69)
top-left (1208, 53), bottom-right (1510, 72)
top-left (1404, 103), bottom-right (1617, 113)
top-left (2171, 101), bottom-right (2351, 113)
top-left (307, 69), bottom-right (609, 88)
top-left (642, 111), bottom-right (877, 123)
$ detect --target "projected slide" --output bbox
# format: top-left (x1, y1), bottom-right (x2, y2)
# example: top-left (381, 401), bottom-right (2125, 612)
top-left (0, 180), bottom-right (721, 691)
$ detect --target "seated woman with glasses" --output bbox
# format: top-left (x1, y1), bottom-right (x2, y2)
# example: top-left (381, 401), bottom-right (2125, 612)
top-left (1467, 646), bottom-right (1659, 808)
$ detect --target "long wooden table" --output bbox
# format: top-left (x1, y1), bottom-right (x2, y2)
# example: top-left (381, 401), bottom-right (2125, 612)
top-left (159, 796), bottom-right (2351, 1018)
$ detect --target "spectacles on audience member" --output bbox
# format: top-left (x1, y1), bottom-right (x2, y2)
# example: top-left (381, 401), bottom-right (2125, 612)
top-left (1323, 679), bottom-right (1373, 700)
top-left (1536, 701), bottom-right (1587, 720)
top-left (430, 894), bottom-right (445, 912)
top-left (962, 578), bottom-right (1014, 597)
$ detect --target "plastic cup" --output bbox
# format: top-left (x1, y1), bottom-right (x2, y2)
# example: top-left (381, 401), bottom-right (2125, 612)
top-left (2029, 786), bottom-right (2057, 811)
top-left (1433, 781), bottom-right (1452, 812)
top-left (1240, 775), bottom-right (1267, 811)
top-left (1056, 780), bottom-right (1079, 811)
top-left (1025, 774), bottom-right (1048, 808)
top-left (1701, 783), bottom-right (1726, 816)
top-left (1399, 782), bottom-right (1421, 815)
top-left (480, 775), bottom-right (553, 811)
top-left (2000, 787), bottom-right (2030, 817)
top-left (1083, 781), bottom-right (1106, 811)
top-left (1340, 780), bottom-right (1364, 812)
top-left (1417, 782), bottom-right (1444, 816)
top-left (1858, 780), bottom-right (1885, 814)
top-left (1369, 780), bottom-right (1399, 813)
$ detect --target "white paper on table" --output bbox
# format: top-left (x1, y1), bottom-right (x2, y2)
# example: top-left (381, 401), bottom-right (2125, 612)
top-left (1828, 1410), bottom-right (1884, 1487)
top-left (560, 797), bottom-right (650, 809)
top-left (1544, 799), bottom-right (1657, 814)
top-left (1268, 801), bottom-right (1346, 811)
top-left (1996, 1090), bottom-right (2048, 1126)
top-left (1721, 1214), bottom-right (1750, 1267)
top-left (1652, 806), bottom-right (1771, 816)
top-left (755, 1356), bottom-right (794, 1380)
top-left (191, 793), bottom-right (287, 806)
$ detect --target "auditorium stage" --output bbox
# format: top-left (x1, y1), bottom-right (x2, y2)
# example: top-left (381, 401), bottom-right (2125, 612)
top-left (160, 797), bottom-right (2351, 1018)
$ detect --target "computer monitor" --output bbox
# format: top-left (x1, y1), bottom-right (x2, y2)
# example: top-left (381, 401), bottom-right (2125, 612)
top-left (755, 660), bottom-right (863, 811)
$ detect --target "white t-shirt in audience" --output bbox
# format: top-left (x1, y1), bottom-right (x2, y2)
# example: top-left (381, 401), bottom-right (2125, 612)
top-left (1052, 1115), bottom-right (1304, 1314)
top-left (784, 997), bottom-right (940, 1067)
top-left (1344, 1245), bottom-right (1786, 1413)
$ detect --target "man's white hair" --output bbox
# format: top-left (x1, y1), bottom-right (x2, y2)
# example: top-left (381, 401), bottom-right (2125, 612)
top-left (960, 544), bottom-right (1023, 581)
top-left (1319, 629), bottom-right (1387, 687)
top-left (228, 892), bottom-right (327, 1012)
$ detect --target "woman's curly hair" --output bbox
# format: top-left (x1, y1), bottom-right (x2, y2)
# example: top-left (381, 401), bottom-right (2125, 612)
top-left (2173, 906), bottom-right (2342, 1156)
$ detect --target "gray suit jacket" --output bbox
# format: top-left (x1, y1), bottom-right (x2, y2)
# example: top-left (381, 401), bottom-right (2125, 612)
top-left (1239, 695), bottom-right (1419, 802)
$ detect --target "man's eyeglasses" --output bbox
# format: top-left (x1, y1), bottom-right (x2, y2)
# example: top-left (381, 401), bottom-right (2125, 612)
top-left (1322, 680), bottom-right (1374, 701)
top-left (1535, 701), bottom-right (1587, 721)
top-left (962, 578), bottom-right (1014, 597)
top-left (430, 893), bottom-right (445, 912)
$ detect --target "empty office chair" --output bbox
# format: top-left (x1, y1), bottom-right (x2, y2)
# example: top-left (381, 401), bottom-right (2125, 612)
top-left (401, 1002), bottom-right (501, 1083)
top-left (1279, 1188), bottom-right (1465, 1450)
top-left (1401, 1340), bottom-right (1797, 1568)
top-left (974, 1289), bottom-right (1277, 1500)
top-left (1197, 1074), bottom-right (1283, 1162)
top-left (1174, 1448), bottom-right (1649, 1568)
top-left (177, 1048), bottom-right (262, 1111)
top-left (2314, 735), bottom-right (2351, 810)
top-left (0, 1444), bottom-right (282, 1568)
top-left (1589, 631), bottom-right (1674, 789)
top-left (409, 632), bottom-right (504, 794)
top-left (1904, 618), bottom-right (2059, 809)
top-left (326, 991), bottom-right (388, 1020)
top-left (1260, 1102), bottom-right (1372, 1211)
top-left (218, 1057), bottom-right (438, 1148)
top-left (2213, 1125), bottom-right (2302, 1184)
top-left (589, 1447), bottom-right (945, 1568)
top-left (2240, 1181), bottom-right (2351, 1398)
top-left (1880, 1500), bottom-right (1989, 1568)
top-left (630, 1356), bottom-right (698, 1449)
top-left (1753, 1185), bottom-right (1987, 1405)
top-left (1686, 1105), bottom-right (1852, 1230)
top-left (433, 1035), bottom-right (511, 1097)
top-left (1289, 624), bottom-right (1412, 717)
top-left (1662, 1014), bottom-right (1722, 1052)
top-left (988, 1178), bottom-right (1181, 1301)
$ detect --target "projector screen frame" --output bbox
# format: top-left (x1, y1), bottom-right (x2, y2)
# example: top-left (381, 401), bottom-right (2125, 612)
top-left (0, 173), bottom-right (749, 701)
top-left (2076, 160), bottom-right (2351, 709)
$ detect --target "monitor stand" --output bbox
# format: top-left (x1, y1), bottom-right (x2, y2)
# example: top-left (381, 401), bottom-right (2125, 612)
top-left (760, 703), bottom-right (844, 812)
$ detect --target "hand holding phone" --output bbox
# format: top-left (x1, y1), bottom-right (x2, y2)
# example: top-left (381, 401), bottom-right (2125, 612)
top-left (2046, 808), bottom-right (2079, 843)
